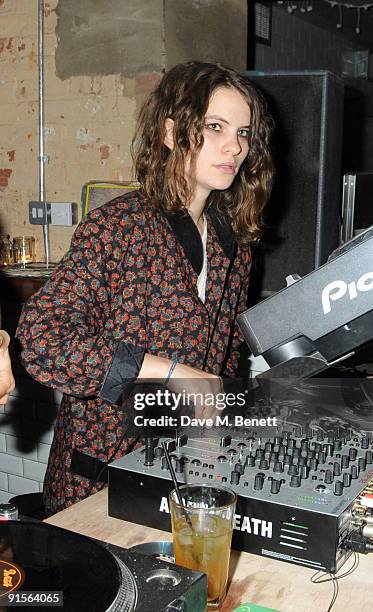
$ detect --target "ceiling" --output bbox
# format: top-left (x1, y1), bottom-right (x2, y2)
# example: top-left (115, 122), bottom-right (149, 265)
top-left (273, 0), bottom-right (373, 52)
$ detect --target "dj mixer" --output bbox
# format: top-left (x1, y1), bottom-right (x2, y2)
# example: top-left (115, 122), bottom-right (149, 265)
top-left (109, 422), bottom-right (373, 573)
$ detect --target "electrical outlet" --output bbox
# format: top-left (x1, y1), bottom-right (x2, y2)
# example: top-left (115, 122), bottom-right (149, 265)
top-left (29, 201), bottom-right (49, 225)
top-left (50, 202), bottom-right (77, 226)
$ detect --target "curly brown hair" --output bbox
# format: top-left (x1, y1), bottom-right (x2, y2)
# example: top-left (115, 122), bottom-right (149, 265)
top-left (132, 61), bottom-right (274, 245)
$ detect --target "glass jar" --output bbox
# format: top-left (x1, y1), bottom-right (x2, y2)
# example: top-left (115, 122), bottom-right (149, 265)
top-left (12, 236), bottom-right (35, 267)
top-left (0, 235), bottom-right (13, 266)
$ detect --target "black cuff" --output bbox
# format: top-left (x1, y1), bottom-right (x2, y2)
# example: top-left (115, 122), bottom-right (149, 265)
top-left (100, 341), bottom-right (145, 405)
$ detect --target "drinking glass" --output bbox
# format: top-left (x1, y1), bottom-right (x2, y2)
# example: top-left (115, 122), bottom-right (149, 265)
top-left (169, 484), bottom-right (236, 609)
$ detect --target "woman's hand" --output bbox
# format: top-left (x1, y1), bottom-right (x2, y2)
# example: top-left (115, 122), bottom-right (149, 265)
top-left (139, 354), bottom-right (224, 422)
top-left (0, 330), bottom-right (15, 405)
top-left (169, 362), bottom-right (223, 422)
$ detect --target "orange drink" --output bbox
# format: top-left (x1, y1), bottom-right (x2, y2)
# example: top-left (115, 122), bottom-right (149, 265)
top-left (169, 484), bottom-right (236, 609)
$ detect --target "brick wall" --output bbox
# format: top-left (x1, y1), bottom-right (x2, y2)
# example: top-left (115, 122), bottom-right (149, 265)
top-left (0, 0), bottom-right (144, 262)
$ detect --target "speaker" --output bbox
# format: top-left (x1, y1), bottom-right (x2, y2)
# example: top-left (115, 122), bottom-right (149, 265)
top-left (242, 71), bottom-right (344, 297)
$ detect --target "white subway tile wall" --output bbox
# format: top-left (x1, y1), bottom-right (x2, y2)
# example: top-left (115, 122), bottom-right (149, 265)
top-left (0, 379), bottom-right (57, 504)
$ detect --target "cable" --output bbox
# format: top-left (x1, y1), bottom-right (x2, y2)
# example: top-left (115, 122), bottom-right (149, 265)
top-left (310, 552), bottom-right (359, 612)
top-left (343, 531), bottom-right (373, 554)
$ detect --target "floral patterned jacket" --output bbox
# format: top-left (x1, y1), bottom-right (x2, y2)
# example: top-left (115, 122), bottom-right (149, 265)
top-left (16, 190), bottom-right (251, 514)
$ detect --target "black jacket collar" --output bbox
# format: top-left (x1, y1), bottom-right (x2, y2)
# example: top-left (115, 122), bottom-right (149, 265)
top-left (162, 204), bottom-right (237, 275)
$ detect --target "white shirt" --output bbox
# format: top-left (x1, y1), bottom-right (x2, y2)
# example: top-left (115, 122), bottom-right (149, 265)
top-left (197, 215), bottom-right (208, 303)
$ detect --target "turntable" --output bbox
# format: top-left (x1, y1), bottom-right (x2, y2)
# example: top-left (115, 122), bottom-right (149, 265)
top-left (0, 521), bottom-right (207, 611)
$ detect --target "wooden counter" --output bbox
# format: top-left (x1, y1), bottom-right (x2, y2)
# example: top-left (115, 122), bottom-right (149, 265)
top-left (45, 489), bottom-right (372, 612)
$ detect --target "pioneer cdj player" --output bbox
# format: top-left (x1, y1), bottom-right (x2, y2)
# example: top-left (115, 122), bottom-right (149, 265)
top-left (109, 422), bottom-right (373, 574)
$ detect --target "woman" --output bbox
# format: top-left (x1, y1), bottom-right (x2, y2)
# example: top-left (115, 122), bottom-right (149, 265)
top-left (17, 61), bottom-right (274, 515)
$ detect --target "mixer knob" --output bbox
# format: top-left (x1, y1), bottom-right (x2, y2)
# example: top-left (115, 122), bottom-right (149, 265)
top-left (175, 458), bottom-right (184, 474)
top-left (254, 473), bottom-right (265, 491)
top-left (273, 462), bottom-right (283, 473)
top-left (314, 443), bottom-right (322, 453)
top-left (154, 446), bottom-right (164, 459)
top-left (288, 465), bottom-right (298, 476)
top-left (246, 455), bottom-right (256, 467)
top-left (324, 444), bottom-right (334, 457)
top-left (315, 484), bottom-right (326, 492)
top-left (298, 457), bottom-right (307, 467)
top-left (191, 459), bottom-right (201, 466)
top-left (284, 456), bottom-right (292, 466)
top-left (209, 474), bottom-right (213, 479)
top-left (269, 452), bottom-right (278, 463)
top-left (274, 436), bottom-right (282, 445)
top-left (350, 465), bottom-right (359, 479)
top-left (361, 437), bottom-right (369, 449)
top-left (220, 435), bottom-right (232, 447)
top-left (365, 450), bottom-right (373, 464)
top-left (292, 448), bottom-right (301, 458)
top-left (228, 449), bottom-right (237, 456)
top-left (343, 473), bottom-right (351, 487)
top-left (333, 462), bottom-right (341, 477)
top-left (287, 439), bottom-right (295, 449)
top-left (271, 479), bottom-right (281, 494)
top-left (166, 440), bottom-right (176, 453)
top-left (306, 450), bottom-right (316, 459)
top-left (237, 442), bottom-right (246, 449)
top-left (318, 452), bottom-right (327, 464)
top-left (259, 459), bottom-right (269, 470)
top-left (234, 462), bottom-right (245, 475)
top-left (327, 431), bottom-right (335, 443)
top-left (345, 429), bottom-right (352, 441)
top-left (309, 458), bottom-right (318, 471)
top-left (230, 471), bottom-right (240, 485)
top-left (293, 426), bottom-right (302, 438)
top-left (358, 457), bottom-right (367, 471)
top-left (194, 471), bottom-right (199, 476)
top-left (203, 463), bottom-right (208, 468)
top-left (273, 444), bottom-right (280, 454)
top-left (217, 455), bottom-right (227, 463)
top-left (301, 465), bottom-right (309, 479)
top-left (349, 448), bottom-right (357, 461)
top-left (301, 439), bottom-right (309, 451)
top-left (222, 476), bottom-right (227, 483)
top-left (208, 464), bottom-right (214, 470)
top-left (161, 457), bottom-right (169, 471)
top-left (265, 442), bottom-right (272, 452)
top-left (282, 430), bottom-right (291, 439)
top-left (334, 440), bottom-right (342, 451)
top-left (290, 475), bottom-right (301, 487)
top-left (316, 431), bottom-right (324, 442)
top-left (176, 434), bottom-right (188, 447)
top-left (334, 481), bottom-right (343, 496)
top-left (255, 449), bottom-right (265, 459)
top-left (324, 470), bottom-right (333, 484)
top-left (341, 455), bottom-right (349, 469)
top-left (144, 439), bottom-right (155, 467)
